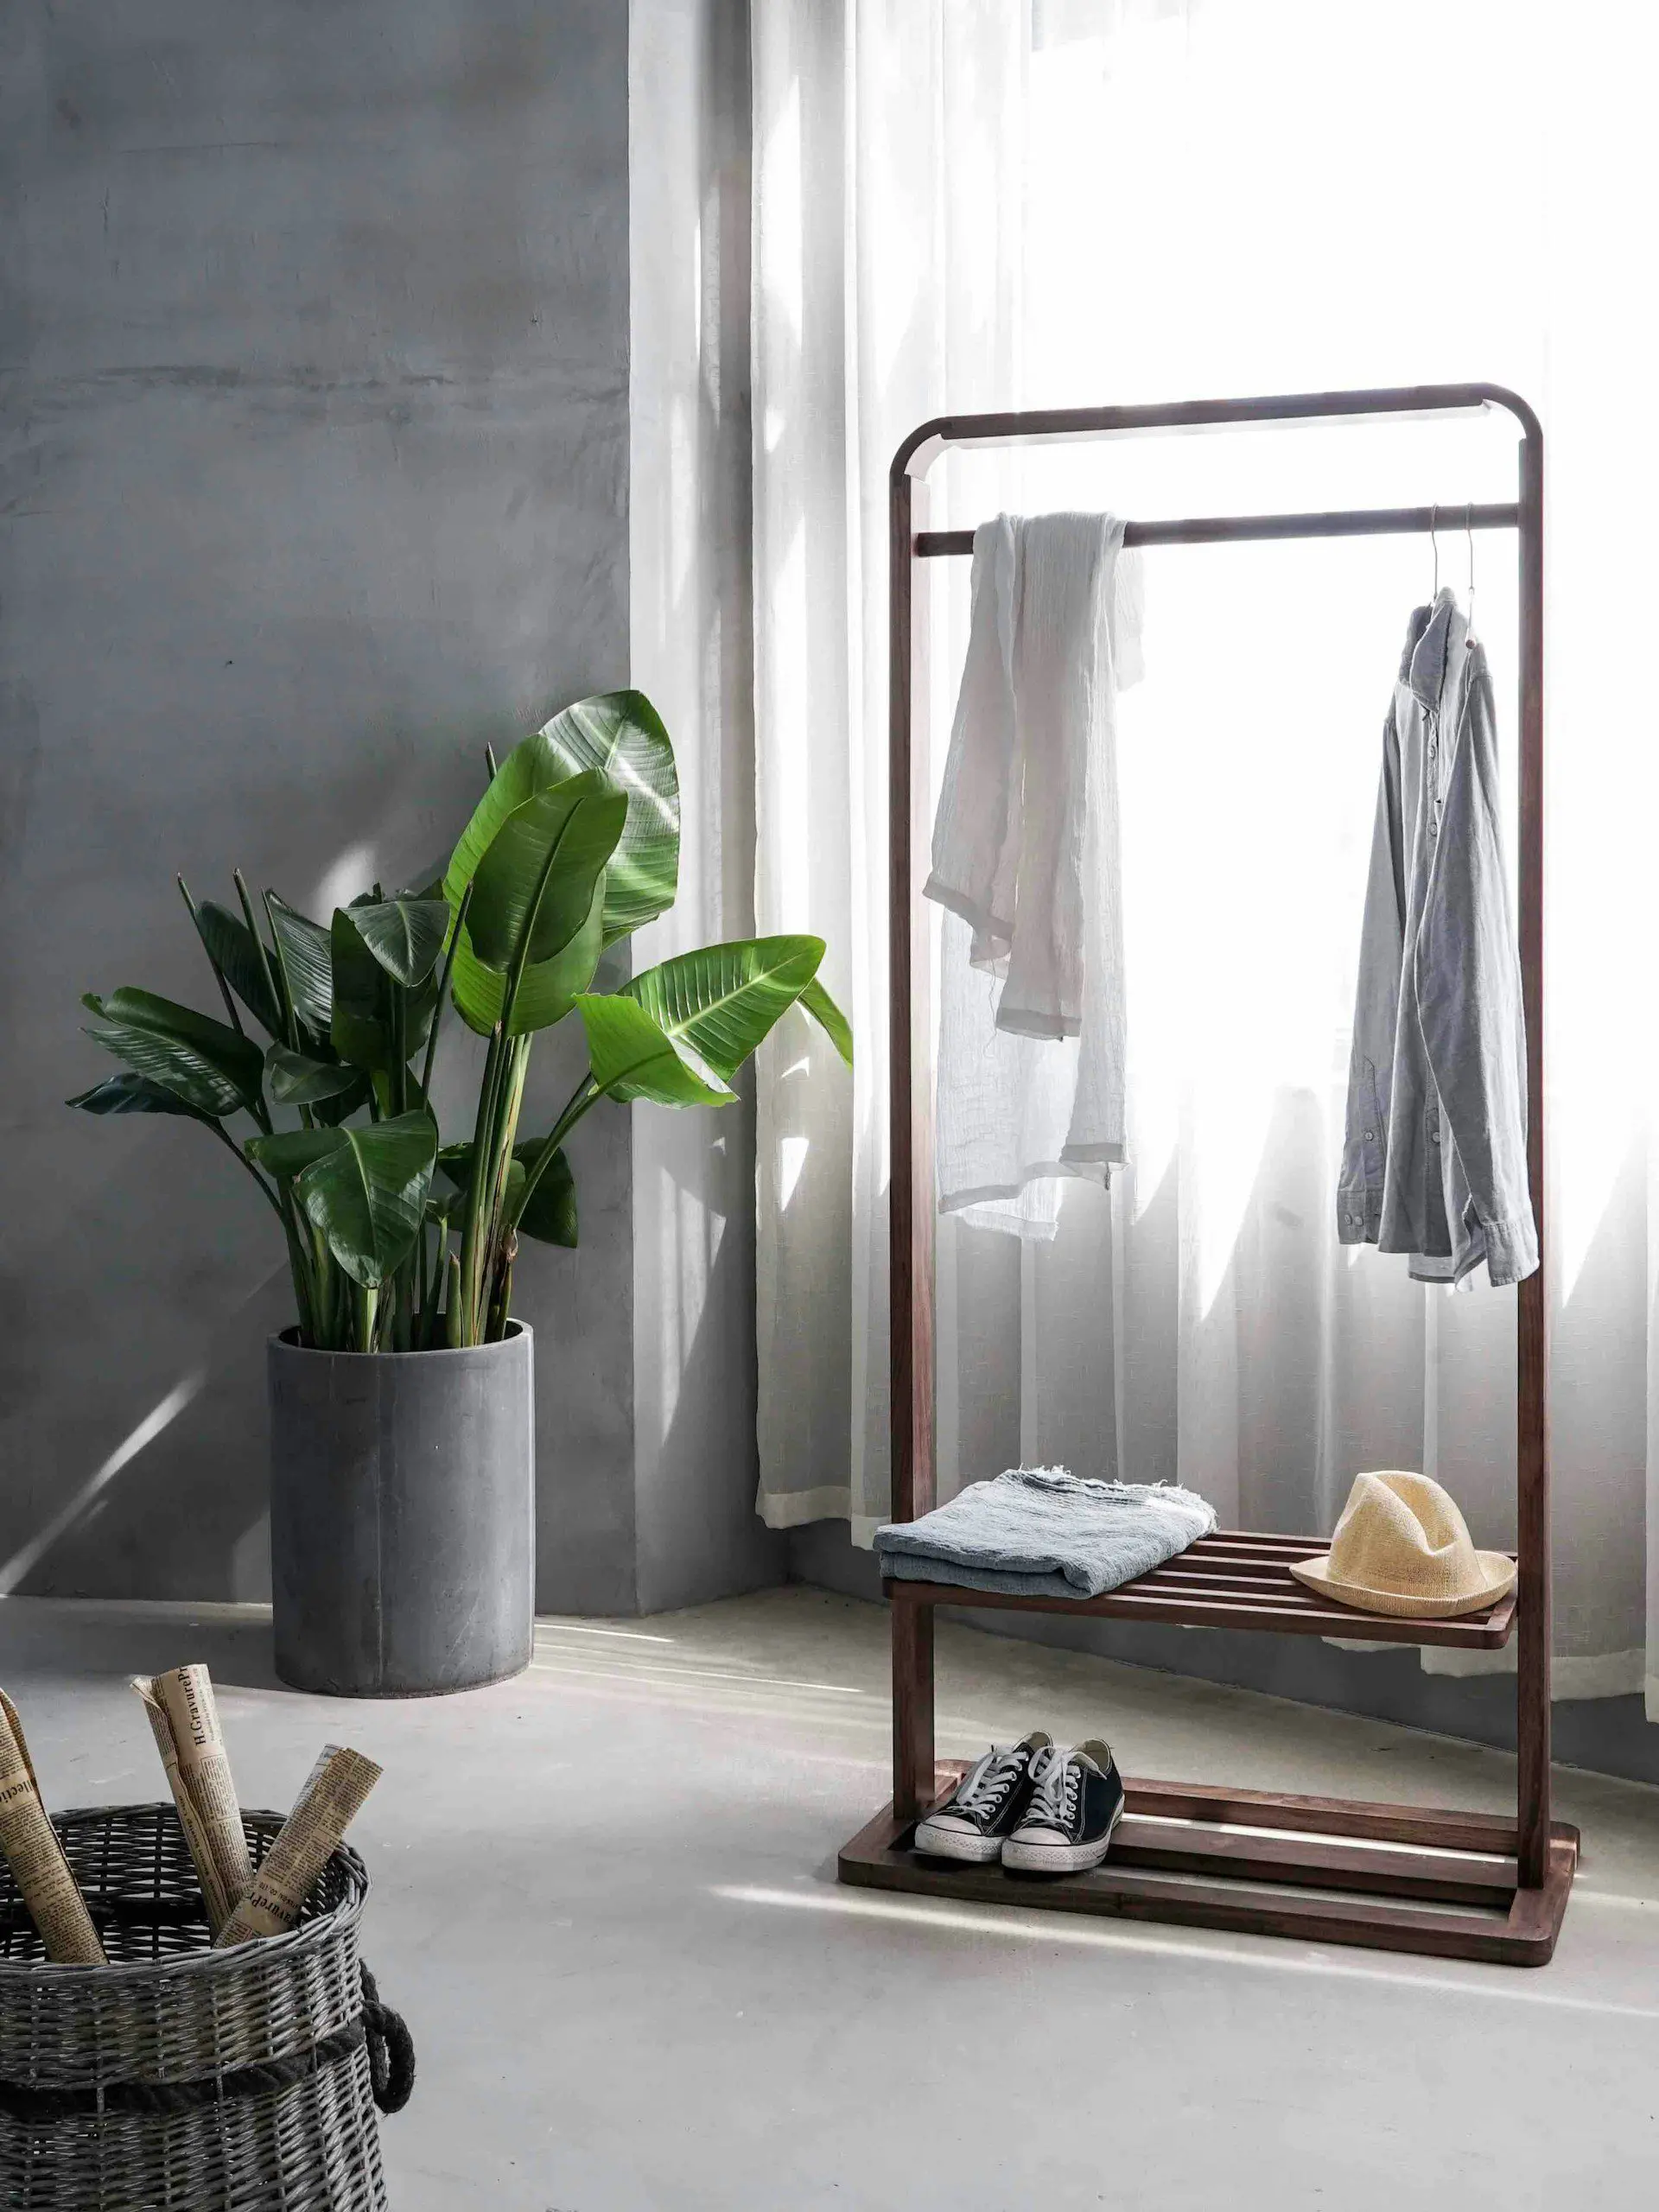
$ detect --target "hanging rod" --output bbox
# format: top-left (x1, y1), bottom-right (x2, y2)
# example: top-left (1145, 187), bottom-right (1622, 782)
top-left (915, 499), bottom-right (1520, 557)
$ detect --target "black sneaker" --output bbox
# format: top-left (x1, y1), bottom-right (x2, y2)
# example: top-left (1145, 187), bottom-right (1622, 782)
top-left (912, 1732), bottom-right (1052, 1863)
top-left (1001, 1740), bottom-right (1125, 1873)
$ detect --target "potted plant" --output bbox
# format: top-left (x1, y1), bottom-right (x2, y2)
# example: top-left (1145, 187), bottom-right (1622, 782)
top-left (73, 691), bottom-right (849, 1695)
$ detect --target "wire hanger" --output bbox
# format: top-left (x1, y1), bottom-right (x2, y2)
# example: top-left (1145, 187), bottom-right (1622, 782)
top-left (1429, 504), bottom-right (1440, 600)
top-left (1465, 501), bottom-right (1477, 638)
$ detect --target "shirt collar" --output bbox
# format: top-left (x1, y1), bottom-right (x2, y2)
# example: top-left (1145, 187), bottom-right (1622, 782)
top-left (1403, 587), bottom-right (1465, 708)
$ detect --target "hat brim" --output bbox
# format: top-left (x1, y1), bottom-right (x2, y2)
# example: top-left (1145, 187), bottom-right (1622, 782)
top-left (1288, 1550), bottom-right (1516, 1619)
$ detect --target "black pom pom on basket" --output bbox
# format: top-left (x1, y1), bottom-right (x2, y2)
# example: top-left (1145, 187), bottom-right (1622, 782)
top-left (0, 1802), bottom-right (413, 2212)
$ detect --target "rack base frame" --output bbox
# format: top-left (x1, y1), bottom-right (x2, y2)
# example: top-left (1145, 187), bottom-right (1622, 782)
top-left (839, 1762), bottom-right (1579, 1967)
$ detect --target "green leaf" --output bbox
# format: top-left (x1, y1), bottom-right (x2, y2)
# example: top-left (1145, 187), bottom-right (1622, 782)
top-left (266, 895), bottom-right (334, 1031)
top-left (575, 994), bottom-right (736, 1109)
top-left (289, 1112), bottom-right (437, 1290)
top-left (799, 975), bottom-right (854, 1068)
top-left (435, 1141), bottom-right (474, 1194)
top-left (85, 988), bottom-right (266, 1116)
top-left (189, 901), bottom-right (282, 1036)
top-left (425, 1184), bottom-right (465, 1229)
top-left (67, 1071), bottom-right (221, 1128)
top-left (534, 691), bottom-right (680, 944)
top-left (246, 1127), bottom-right (350, 1179)
top-left (448, 880), bottom-right (604, 1039)
top-left (515, 1138), bottom-right (578, 1247)
top-left (85, 1022), bottom-right (242, 1116)
top-left (329, 908), bottom-right (397, 1071)
top-left (435, 1141), bottom-right (526, 1218)
top-left (265, 1046), bottom-right (369, 1109)
top-left (311, 1084), bottom-right (369, 1128)
top-left (444, 690), bottom-right (680, 950)
top-left (623, 937), bottom-right (826, 1082)
top-left (349, 896), bottom-right (451, 989)
top-left (466, 774), bottom-right (627, 975)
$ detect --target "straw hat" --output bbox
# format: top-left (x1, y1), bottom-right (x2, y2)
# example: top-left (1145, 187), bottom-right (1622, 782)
top-left (1289, 1471), bottom-right (1516, 1619)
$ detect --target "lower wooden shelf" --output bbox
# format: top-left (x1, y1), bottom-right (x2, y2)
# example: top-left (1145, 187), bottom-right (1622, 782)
top-left (839, 1764), bottom-right (1579, 1967)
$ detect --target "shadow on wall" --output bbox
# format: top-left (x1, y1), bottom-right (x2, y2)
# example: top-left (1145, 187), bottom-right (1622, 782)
top-left (3, 1268), bottom-right (287, 1606)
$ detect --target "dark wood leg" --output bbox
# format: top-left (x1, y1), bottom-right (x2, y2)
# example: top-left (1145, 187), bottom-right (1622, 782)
top-left (1515, 429), bottom-right (1550, 1893)
top-left (893, 1602), bottom-right (935, 1821)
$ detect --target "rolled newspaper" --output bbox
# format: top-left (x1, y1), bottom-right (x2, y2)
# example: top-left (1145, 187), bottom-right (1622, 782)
top-left (0, 1689), bottom-right (105, 1964)
top-left (215, 1745), bottom-right (381, 1948)
top-left (131, 1665), bottom-right (254, 1935)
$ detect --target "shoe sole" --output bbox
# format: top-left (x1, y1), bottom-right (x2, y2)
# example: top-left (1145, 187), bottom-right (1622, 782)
top-left (1001, 1799), bottom-right (1124, 1875)
top-left (912, 1820), bottom-right (1005, 1865)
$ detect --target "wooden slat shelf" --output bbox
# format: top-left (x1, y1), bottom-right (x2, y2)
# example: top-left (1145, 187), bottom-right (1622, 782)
top-left (882, 1531), bottom-right (1518, 1649)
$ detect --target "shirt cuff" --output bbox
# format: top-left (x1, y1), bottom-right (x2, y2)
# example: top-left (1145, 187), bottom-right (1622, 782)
top-left (1336, 1185), bottom-right (1380, 1243)
top-left (1480, 1209), bottom-right (1540, 1288)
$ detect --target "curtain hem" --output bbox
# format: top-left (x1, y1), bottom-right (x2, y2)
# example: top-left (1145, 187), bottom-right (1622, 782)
top-left (1419, 1643), bottom-right (1644, 1696)
top-left (755, 1484), bottom-right (884, 1548)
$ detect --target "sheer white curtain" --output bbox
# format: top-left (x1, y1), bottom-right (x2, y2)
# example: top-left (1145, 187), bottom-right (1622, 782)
top-left (752, 0), bottom-right (1659, 1702)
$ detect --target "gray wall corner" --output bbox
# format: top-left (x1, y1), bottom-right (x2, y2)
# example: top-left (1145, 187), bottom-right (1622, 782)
top-left (627, 0), bottom-right (780, 1614)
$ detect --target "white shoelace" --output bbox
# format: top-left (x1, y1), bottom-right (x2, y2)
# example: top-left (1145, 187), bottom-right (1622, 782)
top-left (947, 1745), bottom-right (1027, 1821)
top-left (1026, 1745), bottom-right (1084, 1833)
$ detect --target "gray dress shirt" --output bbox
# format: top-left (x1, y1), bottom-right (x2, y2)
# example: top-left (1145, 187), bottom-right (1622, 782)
top-left (1338, 589), bottom-right (1538, 1287)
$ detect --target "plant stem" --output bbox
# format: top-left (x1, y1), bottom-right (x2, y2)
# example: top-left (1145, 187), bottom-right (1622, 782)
top-left (420, 882), bottom-right (472, 1107)
top-left (233, 870), bottom-right (284, 1048)
top-left (177, 876), bottom-right (245, 1036)
top-left (479, 1036), bottom-right (530, 1319)
top-left (417, 1224), bottom-right (443, 1351)
top-left (283, 1219), bottom-right (319, 1343)
top-left (390, 983), bottom-right (407, 1118)
top-left (209, 1122), bottom-right (283, 1221)
top-left (454, 843), bottom-right (576, 1338)
top-left (458, 1024), bottom-right (508, 1343)
top-left (485, 1230), bottom-right (517, 1343)
top-left (261, 888), bottom-right (300, 1052)
top-left (281, 1188), bottom-right (323, 1344)
top-left (507, 1076), bottom-right (601, 1231)
top-left (444, 1253), bottom-right (463, 1348)
top-left (212, 1122), bottom-right (320, 1343)
top-left (354, 1280), bottom-right (378, 1353)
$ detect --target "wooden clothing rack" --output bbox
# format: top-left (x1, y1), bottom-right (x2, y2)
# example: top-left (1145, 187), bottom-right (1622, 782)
top-left (836, 384), bottom-right (1579, 1967)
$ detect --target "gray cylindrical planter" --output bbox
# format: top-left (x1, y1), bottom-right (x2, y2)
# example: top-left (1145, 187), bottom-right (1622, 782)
top-left (269, 1322), bottom-right (533, 1697)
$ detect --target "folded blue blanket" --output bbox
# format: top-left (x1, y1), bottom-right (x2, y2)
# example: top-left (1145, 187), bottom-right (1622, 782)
top-left (875, 1466), bottom-right (1217, 1600)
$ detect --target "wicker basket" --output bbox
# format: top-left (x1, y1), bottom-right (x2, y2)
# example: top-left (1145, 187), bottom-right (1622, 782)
top-left (0, 1803), bottom-right (412, 2211)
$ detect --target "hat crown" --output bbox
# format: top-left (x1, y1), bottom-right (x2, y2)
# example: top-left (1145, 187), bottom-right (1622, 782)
top-left (1325, 1471), bottom-right (1483, 1604)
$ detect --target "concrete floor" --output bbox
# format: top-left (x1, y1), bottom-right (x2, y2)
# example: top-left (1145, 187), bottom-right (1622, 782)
top-left (2, 1589), bottom-right (1656, 2209)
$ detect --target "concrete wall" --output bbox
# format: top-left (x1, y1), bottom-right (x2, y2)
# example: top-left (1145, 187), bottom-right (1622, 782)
top-left (0, 1), bottom-right (635, 1604)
